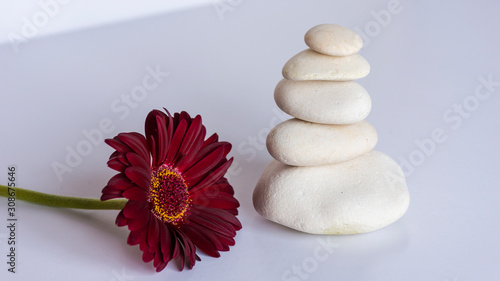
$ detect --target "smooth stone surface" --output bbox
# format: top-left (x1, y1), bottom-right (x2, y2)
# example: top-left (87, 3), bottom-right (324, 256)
top-left (253, 151), bottom-right (410, 234)
top-left (266, 119), bottom-right (377, 166)
top-left (305, 24), bottom-right (363, 56)
top-left (282, 49), bottom-right (370, 81)
top-left (274, 79), bottom-right (371, 124)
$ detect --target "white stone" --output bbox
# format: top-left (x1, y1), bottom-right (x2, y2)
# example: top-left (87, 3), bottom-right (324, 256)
top-left (266, 119), bottom-right (377, 166)
top-left (282, 49), bottom-right (370, 81)
top-left (253, 151), bottom-right (410, 234)
top-left (274, 79), bottom-right (371, 124)
top-left (305, 24), bottom-right (363, 56)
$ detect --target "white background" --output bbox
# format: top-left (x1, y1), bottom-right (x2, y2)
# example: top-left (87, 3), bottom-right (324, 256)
top-left (1, 0), bottom-right (500, 280)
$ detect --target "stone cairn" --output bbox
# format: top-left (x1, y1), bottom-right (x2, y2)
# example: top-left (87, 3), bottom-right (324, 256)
top-left (253, 24), bottom-right (410, 234)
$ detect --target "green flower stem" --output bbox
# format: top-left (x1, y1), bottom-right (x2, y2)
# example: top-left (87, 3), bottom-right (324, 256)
top-left (0, 184), bottom-right (126, 210)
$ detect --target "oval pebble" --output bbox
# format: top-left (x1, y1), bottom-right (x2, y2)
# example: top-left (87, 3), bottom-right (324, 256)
top-left (253, 151), bottom-right (410, 234)
top-left (266, 119), bottom-right (377, 166)
top-left (282, 49), bottom-right (370, 81)
top-left (274, 79), bottom-right (371, 124)
top-left (305, 24), bottom-right (363, 56)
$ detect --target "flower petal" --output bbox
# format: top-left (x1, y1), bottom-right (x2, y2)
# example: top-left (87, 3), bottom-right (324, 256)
top-left (115, 210), bottom-right (128, 227)
top-left (105, 137), bottom-right (131, 154)
top-left (188, 212), bottom-right (236, 237)
top-left (128, 229), bottom-right (147, 245)
top-left (106, 174), bottom-right (135, 191)
top-left (107, 158), bottom-right (127, 172)
top-left (200, 133), bottom-right (218, 149)
top-left (182, 145), bottom-right (225, 185)
top-left (176, 115), bottom-right (203, 161)
top-left (126, 152), bottom-right (150, 172)
top-left (147, 217), bottom-right (160, 250)
top-left (122, 187), bottom-right (148, 201)
top-left (192, 205), bottom-right (242, 230)
top-left (128, 214), bottom-right (149, 231)
top-left (117, 133), bottom-right (149, 162)
top-left (142, 250), bottom-right (155, 263)
top-left (154, 114), bottom-right (169, 166)
top-left (124, 166), bottom-right (151, 190)
top-left (165, 119), bottom-right (188, 164)
top-left (122, 200), bottom-right (149, 219)
top-left (191, 192), bottom-right (240, 210)
top-left (180, 224), bottom-right (220, 258)
top-left (100, 186), bottom-right (123, 201)
top-left (190, 158), bottom-right (233, 192)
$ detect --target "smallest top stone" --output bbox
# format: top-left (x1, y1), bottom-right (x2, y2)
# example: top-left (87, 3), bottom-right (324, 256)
top-left (305, 24), bottom-right (363, 56)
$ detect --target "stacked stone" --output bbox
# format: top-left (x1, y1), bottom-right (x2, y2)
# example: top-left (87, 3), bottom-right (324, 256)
top-left (253, 24), bottom-right (410, 235)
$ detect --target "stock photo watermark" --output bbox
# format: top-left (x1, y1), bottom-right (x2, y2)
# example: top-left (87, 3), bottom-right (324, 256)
top-left (109, 267), bottom-right (135, 281)
top-left (51, 65), bottom-right (169, 182)
top-left (237, 107), bottom-right (289, 162)
top-left (398, 74), bottom-right (499, 177)
top-left (7, 0), bottom-right (71, 53)
top-left (281, 236), bottom-right (340, 281)
top-left (212, 0), bottom-right (245, 21)
top-left (5, 166), bottom-right (18, 273)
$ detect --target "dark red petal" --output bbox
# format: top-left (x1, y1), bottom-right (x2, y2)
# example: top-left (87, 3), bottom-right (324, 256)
top-left (127, 214), bottom-right (149, 231)
top-left (180, 224), bottom-right (220, 258)
top-left (105, 137), bottom-right (132, 154)
top-left (200, 133), bottom-right (218, 149)
top-left (139, 241), bottom-right (148, 252)
top-left (185, 142), bottom-right (231, 174)
top-left (193, 205), bottom-right (242, 230)
top-left (182, 145), bottom-right (225, 184)
top-left (179, 111), bottom-right (192, 124)
top-left (109, 151), bottom-right (120, 160)
top-left (142, 251), bottom-right (154, 263)
top-left (189, 220), bottom-right (234, 250)
top-left (124, 166), bottom-right (151, 190)
top-left (170, 226), bottom-right (182, 261)
top-left (126, 152), bottom-right (150, 172)
top-left (128, 229), bottom-right (147, 245)
top-left (188, 213), bottom-right (235, 237)
top-left (191, 192), bottom-right (240, 210)
top-left (210, 181), bottom-right (235, 196)
top-left (165, 119), bottom-right (188, 164)
top-left (175, 126), bottom-right (206, 172)
top-left (155, 114), bottom-right (169, 165)
top-left (113, 153), bottom-right (131, 166)
top-left (175, 115), bottom-right (203, 163)
top-left (115, 210), bottom-right (128, 227)
top-left (107, 158), bottom-right (127, 172)
top-left (145, 110), bottom-right (171, 166)
top-left (190, 158), bottom-right (233, 192)
top-left (100, 186), bottom-right (123, 201)
top-left (189, 207), bottom-right (237, 236)
top-left (155, 260), bottom-right (168, 273)
top-left (106, 174), bottom-right (135, 190)
top-left (147, 217), bottom-right (160, 250)
top-left (122, 200), bottom-right (150, 219)
top-left (117, 133), bottom-right (149, 162)
top-left (153, 249), bottom-right (163, 268)
top-left (177, 230), bottom-right (198, 270)
top-left (159, 223), bottom-right (173, 262)
top-left (122, 187), bottom-right (148, 201)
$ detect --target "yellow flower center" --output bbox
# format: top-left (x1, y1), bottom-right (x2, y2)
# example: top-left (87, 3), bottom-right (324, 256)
top-left (149, 165), bottom-right (190, 225)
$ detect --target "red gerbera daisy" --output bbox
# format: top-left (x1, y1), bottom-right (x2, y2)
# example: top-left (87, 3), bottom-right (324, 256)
top-left (101, 109), bottom-right (241, 272)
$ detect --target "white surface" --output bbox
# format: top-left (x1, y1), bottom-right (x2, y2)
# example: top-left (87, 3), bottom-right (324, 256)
top-left (1, 0), bottom-right (500, 280)
top-left (0, 0), bottom-right (215, 47)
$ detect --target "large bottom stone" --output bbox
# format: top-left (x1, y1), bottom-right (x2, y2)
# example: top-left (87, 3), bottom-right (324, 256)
top-left (253, 151), bottom-right (410, 234)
